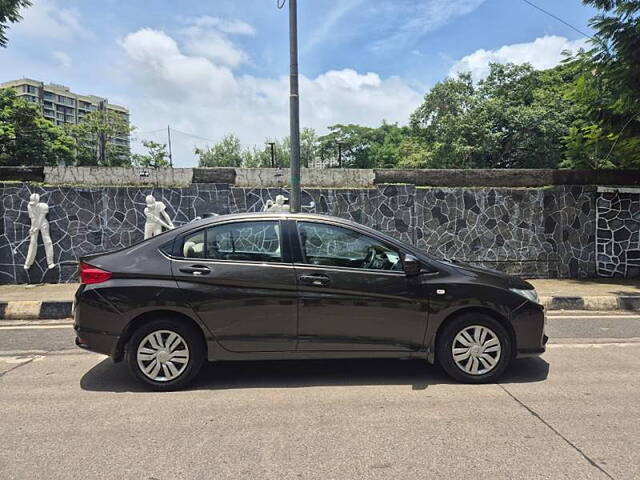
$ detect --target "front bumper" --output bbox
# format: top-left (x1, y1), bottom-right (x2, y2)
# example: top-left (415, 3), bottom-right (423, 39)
top-left (517, 333), bottom-right (548, 358)
top-left (511, 301), bottom-right (547, 359)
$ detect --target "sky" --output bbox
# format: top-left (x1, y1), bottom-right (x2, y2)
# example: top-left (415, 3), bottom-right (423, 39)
top-left (1, 0), bottom-right (598, 167)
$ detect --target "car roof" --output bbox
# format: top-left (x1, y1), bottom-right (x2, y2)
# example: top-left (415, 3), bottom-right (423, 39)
top-left (173, 212), bottom-right (391, 242)
top-left (181, 211), bottom-right (348, 227)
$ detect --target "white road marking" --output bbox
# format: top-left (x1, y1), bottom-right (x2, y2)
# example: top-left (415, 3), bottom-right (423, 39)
top-left (0, 349), bottom-right (87, 357)
top-left (546, 315), bottom-right (640, 319)
top-left (547, 312), bottom-right (638, 316)
top-left (548, 341), bottom-right (640, 349)
top-left (0, 325), bottom-right (72, 331)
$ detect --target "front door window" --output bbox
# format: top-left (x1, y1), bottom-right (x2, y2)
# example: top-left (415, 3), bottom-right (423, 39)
top-left (298, 222), bottom-right (402, 271)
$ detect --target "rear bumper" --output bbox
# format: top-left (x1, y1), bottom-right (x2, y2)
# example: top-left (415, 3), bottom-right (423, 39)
top-left (74, 325), bottom-right (121, 359)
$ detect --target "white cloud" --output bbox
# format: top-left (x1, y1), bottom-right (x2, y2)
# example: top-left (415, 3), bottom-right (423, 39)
top-left (52, 50), bottom-right (72, 68)
top-left (449, 35), bottom-right (588, 81)
top-left (120, 28), bottom-right (422, 167)
top-left (402, 0), bottom-right (486, 36)
top-left (191, 16), bottom-right (255, 36)
top-left (304, 0), bottom-right (365, 53)
top-left (11, 0), bottom-right (89, 41)
top-left (304, 0), bottom-right (486, 54)
top-left (120, 28), bottom-right (238, 101)
top-left (178, 16), bottom-right (255, 68)
top-left (372, 0), bottom-right (486, 50)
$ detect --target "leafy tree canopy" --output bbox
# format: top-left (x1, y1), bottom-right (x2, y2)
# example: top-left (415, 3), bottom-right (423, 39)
top-left (132, 140), bottom-right (171, 168)
top-left (0, 88), bottom-right (74, 166)
top-left (196, 134), bottom-right (244, 168)
top-left (65, 110), bottom-right (133, 166)
top-left (0, 0), bottom-right (31, 47)
top-left (561, 0), bottom-right (640, 168)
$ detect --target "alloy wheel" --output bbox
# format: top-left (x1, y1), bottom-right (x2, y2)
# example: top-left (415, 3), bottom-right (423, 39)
top-left (451, 325), bottom-right (502, 375)
top-left (136, 330), bottom-right (190, 382)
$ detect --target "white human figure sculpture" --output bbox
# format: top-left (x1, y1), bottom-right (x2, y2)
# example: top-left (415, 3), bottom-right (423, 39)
top-left (143, 195), bottom-right (175, 239)
top-left (263, 194), bottom-right (290, 213)
top-left (24, 193), bottom-right (55, 270)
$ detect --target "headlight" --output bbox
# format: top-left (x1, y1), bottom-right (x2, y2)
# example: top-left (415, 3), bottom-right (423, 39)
top-left (510, 288), bottom-right (539, 304)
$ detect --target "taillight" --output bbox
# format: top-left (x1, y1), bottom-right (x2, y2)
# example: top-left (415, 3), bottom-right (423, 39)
top-left (79, 262), bottom-right (112, 284)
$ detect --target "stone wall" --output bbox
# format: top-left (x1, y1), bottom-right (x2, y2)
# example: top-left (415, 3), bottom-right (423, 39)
top-left (596, 187), bottom-right (640, 277)
top-left (0, 182), bottom-right (613, 284)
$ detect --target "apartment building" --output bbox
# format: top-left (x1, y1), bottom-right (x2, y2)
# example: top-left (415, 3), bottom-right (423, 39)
top-left (0, 78), bottom-right (130, 151)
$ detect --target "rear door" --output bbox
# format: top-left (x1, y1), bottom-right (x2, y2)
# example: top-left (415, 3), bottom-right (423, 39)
top-left (290, 220), bottom-right (428, 351)
top-left (172, 219), bottom-right (298, 352)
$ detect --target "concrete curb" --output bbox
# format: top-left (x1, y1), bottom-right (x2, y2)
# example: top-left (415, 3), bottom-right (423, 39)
top-left (0, 295), bottom-right (639, 320)
top-left (0, 301), bottom-right (73, 320)
top-left (539, 296), bottom-right (639, 311)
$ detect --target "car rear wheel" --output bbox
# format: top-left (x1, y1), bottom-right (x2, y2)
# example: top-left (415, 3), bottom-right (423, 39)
top-left (125, 319), bottom-right (205, 391)
top-left (437, 313), bottom-right (512, 383)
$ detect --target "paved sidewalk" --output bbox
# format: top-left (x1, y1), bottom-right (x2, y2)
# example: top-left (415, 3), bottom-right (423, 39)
top-left (0, 279), bottom-right (638, 319)
top-left (0, 283), bottom-right (78, 302)
top-left (529, 278), bottom-right (640, 297)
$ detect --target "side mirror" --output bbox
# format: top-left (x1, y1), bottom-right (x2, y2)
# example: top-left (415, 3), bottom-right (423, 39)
top-left (403, 254), bottom-right (421, 276)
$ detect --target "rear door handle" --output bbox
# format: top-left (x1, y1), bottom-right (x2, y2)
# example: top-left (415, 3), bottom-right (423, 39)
top-left (298, 274), bottom-right (330, 287)
top-left (179, 265), bottom-right (211, 276)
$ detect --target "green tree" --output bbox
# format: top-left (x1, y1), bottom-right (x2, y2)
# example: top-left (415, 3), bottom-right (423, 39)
top-left (132, 140), bottom-right (170, 168)
top-left (300, 127), bottom-right (318, 167)
top-left (562, 0), bottom-right (640, 168)
top-left (66, 110), bottom-right (133, 166)
top-left (410, 63), bottom-right (580, 169)
top-left (367, 122), bottom-right (407, 168)
top-left (0, 88), bottom-right (74, 166)
top-left (318, 124), bottom-right (369, 168)
top-left (409, 73), bottom-right (479, 168)
top-left (195, 134), bottom-right (244, 167)
top-left (317, 122), bottom-right (408, 168)
top-left (396, 136), bottom-right (434, 168)
top-left (0, 0), bottom-right (31, 48)
top-left (242, 144), bottom-right (273, 168)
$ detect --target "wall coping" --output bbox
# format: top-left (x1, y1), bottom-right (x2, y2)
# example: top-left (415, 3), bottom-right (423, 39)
top-left (1, 166), bottom-right (639, 188)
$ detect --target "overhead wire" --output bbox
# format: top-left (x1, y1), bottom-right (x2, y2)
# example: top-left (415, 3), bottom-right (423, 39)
top-left (520, 0), bottom-right (595, 41)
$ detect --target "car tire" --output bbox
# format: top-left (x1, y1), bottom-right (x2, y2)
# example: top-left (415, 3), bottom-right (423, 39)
top-left (436, 313), bottom-right (512, 384)
top-left (125, 318), bottom-right (205, 391)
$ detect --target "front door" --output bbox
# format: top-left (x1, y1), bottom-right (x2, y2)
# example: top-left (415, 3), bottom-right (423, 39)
top-left (292, 220), bottom-right (428, 351)
top-left (173, 219), bottom-right (298, 352)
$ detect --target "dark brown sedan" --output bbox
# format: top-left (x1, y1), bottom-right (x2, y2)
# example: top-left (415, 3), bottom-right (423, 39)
top-left (74, 213), bottom-right (547, 390)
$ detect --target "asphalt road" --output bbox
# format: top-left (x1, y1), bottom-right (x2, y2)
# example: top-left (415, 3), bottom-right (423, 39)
top-left (1, 311), bottom-right (639, 479)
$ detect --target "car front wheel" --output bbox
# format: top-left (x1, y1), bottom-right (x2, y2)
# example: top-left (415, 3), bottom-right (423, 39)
top-left (437, 313), bottom-right (512, 383)
top-left (125, 319), bottom-right (205, 391)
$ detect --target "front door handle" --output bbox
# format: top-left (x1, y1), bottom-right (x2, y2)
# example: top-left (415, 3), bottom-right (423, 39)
top-left (179, 265), bottom-right (211, 276)
top-left (299, 274), bottom-right (330, 287)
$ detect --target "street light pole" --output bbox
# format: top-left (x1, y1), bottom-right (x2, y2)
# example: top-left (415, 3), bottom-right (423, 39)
top-left (167, 125), bottom-right (173, 168)
top-left (268, 142), bottom-right (276, 167)
top-left (288, 0), bottom-right (301, 213)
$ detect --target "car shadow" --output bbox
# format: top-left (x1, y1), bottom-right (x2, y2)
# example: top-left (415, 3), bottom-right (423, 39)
top-left (80, 357), bottom-right (549, 393)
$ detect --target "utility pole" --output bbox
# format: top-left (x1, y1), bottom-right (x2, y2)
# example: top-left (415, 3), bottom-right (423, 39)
top-left (268, 142), bottom-right (276, 167)
top-left (167, 125), bottom-right (173, 168)
top-left (288, 0), bottom-right (301, 212)
top-left (338, 143), bottom-right (342, 168)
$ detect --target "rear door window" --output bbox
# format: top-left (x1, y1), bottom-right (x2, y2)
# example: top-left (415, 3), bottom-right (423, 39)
top-left (181, 221), bottom-right (282, 263)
